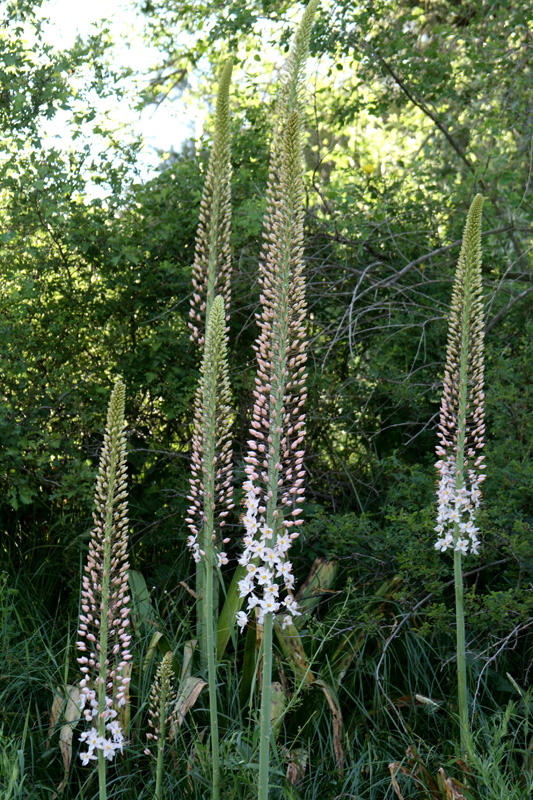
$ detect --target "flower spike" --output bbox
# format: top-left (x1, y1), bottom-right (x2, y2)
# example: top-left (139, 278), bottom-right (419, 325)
top-left (435, 193), bottom-right (485, 556)
top-left (238, 3), bottom-right (318, 633)
top-left (189, 58), bottom-right (233, 344)
top-left (186, 294), bottom-right (234, 566)
top-left (186, 294), bottom-right (233, 799)
top-left (145, 652), bottom-right (176, 798)
top-left (77, 380), bottom-right (130, 779)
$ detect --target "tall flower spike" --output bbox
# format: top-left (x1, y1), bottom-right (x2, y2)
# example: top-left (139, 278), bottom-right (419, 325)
top-left (238, 108), bottom-right (308, 630)
top-left (189, 58), bottom-right (233, 344)
top-left (238, 8), bottom-right (318, 798)
top-left (77, 380), bottom-right (131, 787)
top-left (186, 294), bottom-right (234, 570)
top-left (434, 194), bottom-right (485, 556)
top-left (186, 294), bottom-right (233, 800)
top-left (145, 652), bottom-right (176, 800)
top-left (238, 2), bottom-right (318, 635)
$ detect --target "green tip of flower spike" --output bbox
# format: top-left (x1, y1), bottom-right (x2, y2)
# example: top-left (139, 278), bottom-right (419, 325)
top-left (216, 58), bottom-right (233, 127)
top-left (278, 0), bottom-right (319, 124)
top-left (458, 193), bottom-right (484, 272)
top-left (190, 60), bottom-right (233, 344)
top-left (106, 379), bottom-right (126, 434)
top-left (204, 295), bottom-right (226, 354)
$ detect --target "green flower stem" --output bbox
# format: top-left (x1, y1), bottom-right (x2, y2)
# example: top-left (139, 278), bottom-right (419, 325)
top-left (202, 296), bottom-right (228, 800)
top-left (449, 194), bottom-right (483, 756)
top-left (155, 662), bottom-right (170, 800)
top-left (204, 530), bottom-right (220, 800)
top-left (454, 240), bottom-right (471, 756)
top-left (96, 386), bottom-right (124, 800)
top-left (258, 611), bottom-right (274, 800)
top-left (453, 546), bottom-right (469, 753)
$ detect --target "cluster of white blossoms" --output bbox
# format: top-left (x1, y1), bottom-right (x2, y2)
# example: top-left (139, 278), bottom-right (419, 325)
top-left (185, 528), bottom-right (229, 567)
top-left (78, 699), bottom-right (125, 765)
top-left (434, 456), bottom-right (484, 555)
top-left (236, 480), bottom-right (300, 631)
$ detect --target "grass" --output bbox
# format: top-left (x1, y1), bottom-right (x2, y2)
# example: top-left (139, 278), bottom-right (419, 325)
top-left (1, 553), bottom-right (532, 800)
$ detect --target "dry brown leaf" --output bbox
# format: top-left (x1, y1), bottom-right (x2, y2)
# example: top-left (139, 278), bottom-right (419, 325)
top-left (438, 768), bottom-right (467, 800)
top-left (47, 685), bottom-right (83, 798)
top-left (168, 676), bottom-right (206, 739)
top-left (286, 748), bottom-right (309, 785)
top-left (315, 679), bottom-right (344, 776)
top-left (405, 746), bottom-right (441, 797)
top-left (389, 762), bottom-right (405, 799)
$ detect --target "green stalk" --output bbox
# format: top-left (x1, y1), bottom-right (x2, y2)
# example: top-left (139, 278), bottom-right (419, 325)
top-left (258, 612), bottom-right (274, 800)
top-left (96, 394), bottom-right (122, 800)
top-left (454, 269), bottom-right (471, 755)
top-left (154, 654), bottom-right (172, 800)
top-left (203, 303), bottom-right (221, 800)
top-left (453, 547), bottom-right (469, 751)
top-left (197, 295), bottom-right (230, 800)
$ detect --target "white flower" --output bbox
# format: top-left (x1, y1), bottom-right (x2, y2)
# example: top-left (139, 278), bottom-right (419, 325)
top-left (238, 577), bottom-right (254, 597)
top-left (243, 515), bottom-right (260, 535)
top-left (251, 540), bottom-right (266, 558)
top-left (106, 720), bottom-right (121, 738)
top-left (455, 538), bottom-right (469, 554)
top-left (86, 728), bottom-right (100, 751)
top-left (284, 573), bottom-right (295, 590)
top-left (256, 568), bottom-right (272, 586)
top-left (236, 611), bottom-right (248, 632)
top-left (260, 597), bottom-right (280, 614)
top-left (276, 561), bottom-right (293, 579)
top-left (100, 738), bottom-right (117, 761)
top-left (283, 597), bottom-right (300, 616)
top-left (190, 543), bottom-right (201, 563)
top-left (275, 535), bottom-right (291, 553)
top-left (245, 495), bottom-right (259, 512)
top-left (262, 548), bottom-right (280, 567)
top-left (80, 750), bottom-right (97, 766)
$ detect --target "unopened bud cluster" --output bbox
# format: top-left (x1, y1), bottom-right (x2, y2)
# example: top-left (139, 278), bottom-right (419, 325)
top-left (189, 60), bottom-right (232, 345)
top-left (185, 296), bottom-right (234, 565)
top-left (144, 651), bottom-right (176, 758)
